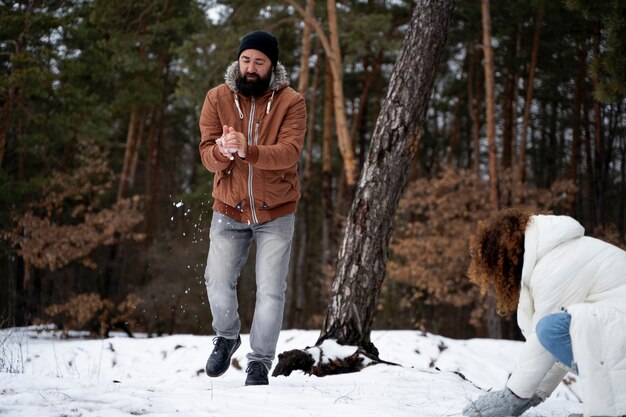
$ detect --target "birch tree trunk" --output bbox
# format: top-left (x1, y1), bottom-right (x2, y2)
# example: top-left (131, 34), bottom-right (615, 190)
top-left (318, 0), bottom-right (455, 356)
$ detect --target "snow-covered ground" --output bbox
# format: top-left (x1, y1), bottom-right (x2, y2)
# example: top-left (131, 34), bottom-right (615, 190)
top-left (0, 327), bottom-right (582, 416)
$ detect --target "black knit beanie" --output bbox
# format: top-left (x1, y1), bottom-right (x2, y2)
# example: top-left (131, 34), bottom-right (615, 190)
top-left (238, 30), bottom-right (279, 66)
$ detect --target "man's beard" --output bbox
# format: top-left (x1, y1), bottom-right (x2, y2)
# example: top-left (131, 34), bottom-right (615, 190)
top-left (236, 70), bottom-right (272, 97)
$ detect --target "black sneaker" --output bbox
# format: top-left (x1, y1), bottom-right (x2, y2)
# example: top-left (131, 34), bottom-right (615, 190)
top-left (245, 361), bottom-right (269, 386)
top-left (205, 335), bottom-right (241, 377)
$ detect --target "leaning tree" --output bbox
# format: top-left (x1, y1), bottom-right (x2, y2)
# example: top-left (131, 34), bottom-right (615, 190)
top-left (317, 0), bottom-right (456, 357)
top-left (274, 0), bottom-right (455, 375)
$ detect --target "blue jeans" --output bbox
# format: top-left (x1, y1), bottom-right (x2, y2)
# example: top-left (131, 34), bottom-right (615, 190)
top-left (204, 212), bottom-right (295, 370)
top-left (536, 311), bottom-right (578, 373)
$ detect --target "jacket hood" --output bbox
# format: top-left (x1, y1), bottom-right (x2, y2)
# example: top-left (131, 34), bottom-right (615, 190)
top-left (521, 215), bottom-right (585, 284)
top-left (224, 61), bottom-right (289, 93)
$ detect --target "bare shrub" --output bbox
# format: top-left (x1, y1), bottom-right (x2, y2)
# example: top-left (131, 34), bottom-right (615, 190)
top-left (0, 317), bottom-right (25, 373)
top-left (43, 293), bottom-right (144, 338)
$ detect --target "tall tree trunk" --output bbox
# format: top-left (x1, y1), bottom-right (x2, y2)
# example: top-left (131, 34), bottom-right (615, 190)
top-left (321, 60), bottom-right (335, 286)
top-left (502, 23), bottom-right (519, 170)
top-left (129, 110), bottom-right (146, 190)
top-left (289, 214), bottom-right (307, 328)
top-left (433, 106), bottom-right (442, 169)
top-left (304, 45), bottom-right (320, 197)
top-left (17, 88), bottom-right (26, 180)
top-left (350, 49), bottom-right (383, 148)
top-left (617, 128), bottom-right (626, 238)
top-left (143, 48), bottom-right (168, 243)
top-left (519, 6), bottom-right (543, 183)
top-left (511, 22), bottom-right (522, 173)
top-left (568, 40), bottom-right (586, 185)
top-left (112, 102), bottom-right (144, 300)
top-left (583, 85), bottom-right (594, 227)
top-left (326, 0), bottom-right (357, 190)
top-left (62, 115), bottom-right (83, 168)
top-left (502, 23), bottom-right (521, 207)
top-left (1, 241), bottom-right (17, 325)
top-left (357, 93), bottom-right (369, 173)
top-left (467, 45), bottom-right (481, 176)
top-left (118, 107), bottom-right (142, 200)
top-left (592, 20), bottom-right (604, 226)
top-left (502, 80), bottom-right (513, 170)
top-left (481, 0), bottom-right (501, 340)
top-left (297, 0), bottom-right (314, 96)
top-left (286, 0), bottom-right (358, 189)
top-left (546, 100), bottom-right (558, 186)
top-left (606, 102), bottom-right (626, 234)
top-left (0, 0), bottom-right (34, 170)
top-left (0, 85), bottom-right (14, 170)
top-left (535, 101), bottom-right (547, 185)
top-left (145, 106), bottom-right (162, 241)
top-left (2, 0), bottom-right (35, 327)
top-left (318, 0), bottom-right (455, 355)
top-left (290, 30), bottom-right (319, 328)
top-left (481, 0), bottom-right (499, 211)
top-left (447, 96), bottom-right (462, 166)
top-left (604, 105), bottom-right (618, 223)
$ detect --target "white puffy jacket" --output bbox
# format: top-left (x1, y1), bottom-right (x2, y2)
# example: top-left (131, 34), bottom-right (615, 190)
top-left (505, 215), bottom-right (626, 416)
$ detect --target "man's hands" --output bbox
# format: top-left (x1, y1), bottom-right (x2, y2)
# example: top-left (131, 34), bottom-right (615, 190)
top-left (216, 125), bottom-right (247, 160)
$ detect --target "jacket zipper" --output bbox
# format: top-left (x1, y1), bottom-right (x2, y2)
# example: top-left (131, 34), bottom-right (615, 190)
top-left (247, 99), bottom-right (258, 223)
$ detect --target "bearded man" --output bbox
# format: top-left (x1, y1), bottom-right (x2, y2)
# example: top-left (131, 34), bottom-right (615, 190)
top-left (198, 30), bottom-right (306, 386)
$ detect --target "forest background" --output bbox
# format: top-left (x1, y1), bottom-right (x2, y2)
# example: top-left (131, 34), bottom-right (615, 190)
top-left (1, 0), bottom-right (625, 342)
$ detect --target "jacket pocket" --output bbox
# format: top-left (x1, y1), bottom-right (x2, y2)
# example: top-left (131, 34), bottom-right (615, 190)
top-left (259, 169), bottom-right (299, 208)
top-left (213, 167), bottom-right (246, 207)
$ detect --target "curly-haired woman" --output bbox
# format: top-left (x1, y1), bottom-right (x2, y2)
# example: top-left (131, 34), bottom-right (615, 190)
top-left (463, 209), bottom-right (626, 417)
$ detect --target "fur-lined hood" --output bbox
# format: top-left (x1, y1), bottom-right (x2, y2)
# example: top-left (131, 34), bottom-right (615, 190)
top-left (224, 61), bottom-right (290, 93)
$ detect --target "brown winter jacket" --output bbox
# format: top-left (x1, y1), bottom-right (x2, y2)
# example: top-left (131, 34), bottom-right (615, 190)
top-left (199, 61), bottom-right (306, 224)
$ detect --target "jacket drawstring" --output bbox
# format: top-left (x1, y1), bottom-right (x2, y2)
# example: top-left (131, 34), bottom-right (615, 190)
top-left (266, 90), bottom-right (275, 114)
top-left (234, 90), bottom-right (274, 118)
top-left (234, 93), bottom-right (243, 119)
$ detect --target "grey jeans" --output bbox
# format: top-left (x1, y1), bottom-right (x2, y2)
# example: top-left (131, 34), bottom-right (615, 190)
top-left (204, 212), bottom-right (295, 369)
